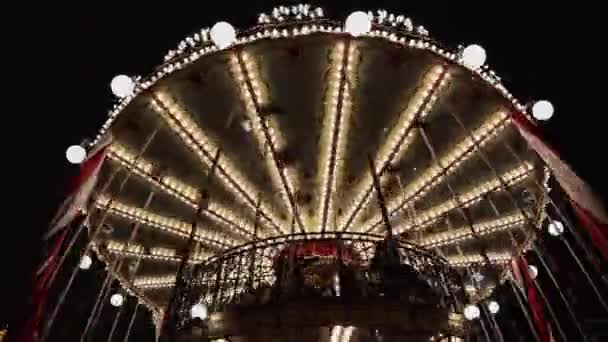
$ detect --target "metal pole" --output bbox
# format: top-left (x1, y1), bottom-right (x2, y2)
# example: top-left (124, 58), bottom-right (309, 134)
top-left (532, 243), bottom-right (588, 341)
top-left (79, 272), bottom-right (113, 342)
top-left (368, 154), bottom-right (393, 237)
top-left (510, 281), bottom-right (541, 342)
top-left (483, 306), bottom-right (505, 342)
top-left (41, 129), bottom-right (159, 341)
top-left (418, 126), bottom-right (493, 269)
top-left (478, 313), bottom-right (492, 342)
top-left (46, 169), bottom-right (119, 289)
top-left (531, 278), bottom-right (568, 342)
top-left (123, 303), bottom-right (140, 342)
top-left (501, 140), bottom-right (605, 280)
top-left (561, 237), bottom-right (608, 313)
top-left (106, 302), bottom-right (125, 342)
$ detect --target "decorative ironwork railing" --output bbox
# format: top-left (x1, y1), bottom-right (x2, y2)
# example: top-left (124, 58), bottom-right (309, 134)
top-left (172, 233), bottom-right (465, 331)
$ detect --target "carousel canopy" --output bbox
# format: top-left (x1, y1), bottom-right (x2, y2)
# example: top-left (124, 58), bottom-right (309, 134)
top-left (85, 5), bottom-right (547, 311)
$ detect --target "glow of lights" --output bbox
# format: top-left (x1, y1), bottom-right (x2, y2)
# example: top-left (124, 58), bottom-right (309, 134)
top-left (341, 65), bottom-right (451, 232)
top-left (362, 111), bottom-right (509, 233)
top-left (532, 100), bottom-right (554, 121)
top-left (210, 22), bottom-right (236, 49)
top-left (229, 51), bottom-right (297, 233)
top-left (190, 302), bottom-right (208, 320)
top-left (110, 75), bottom-right (135, 98)
top-left (66, 145), bottom-right (86, 164)
top-left (79, 255), bottom-right (92, 270)
top-left (95, 197), bottom-right (240, 248)
top-left (463, 304), bottom-right (480, 320)
top-left (529, 265), bottom-right (538, 279)
top-left (344, 11), bottom-right (372, 36)
top-left (110, 293), bottom-right (124, 307)
top-left (418, 212), bottom-right (526, 248)
top-left (104, 240), bottom-right (210, 263)
top-left (150, 91), bottom-right (283, 234)
top-left (107, 143), bottom-right (260, 239)
top-left (447, 251), bottom-right (512, 267)
top-left (395, 163), bottom-right (533, 234)
top-left (461, 44), bottom-right (486, 70)
top-left (547, 220), bottom-right (564, 236)
top-left (318, 42), bottom-right (359, 231)
top-left (487, 300), bottom-right (500, 314)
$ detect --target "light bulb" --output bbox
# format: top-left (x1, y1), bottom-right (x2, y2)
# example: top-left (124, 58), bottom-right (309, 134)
top-left (487, 300), bottom-right (500, 314)
top-left (461, 44), bottom-right (486, 70)
top-left (547, 220), bottom-right (565, 236)
top-left (110, 75), bottom-right (135, 98)
top-left (79, 255), bottom-right (92, 270)
top-left (66, 145), bottom-right (86, 164)
top-left (190, 302), bottom-right (208, 320)
top-left (529, 265), bottom-right (538, 279)
top-left (532, 100), bottom-right (554, 121)
top-left (344, 11), bottom-right (372, 36)
top-left (110, 293), bottom-right (124, 307)
top-left (464, 304), bottom-right (480, 320)
top-left (210, 22), bottom-right (236, 49)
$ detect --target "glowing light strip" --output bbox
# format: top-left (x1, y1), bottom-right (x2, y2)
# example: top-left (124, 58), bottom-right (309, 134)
top-left (230, 51), bottom-right (300, 233)
top-left (447, 251), bottom-right (512, 267)
top-left (340, 64), bottom-right (451, 232)
top-left (330, 325), bottom-right (354, 342)
top-left (318, 42), bottom-right (359, 232)
top-left (417, 212), bottom-right (525, 248)
top-left (105, 240), bottom-right (211, 263)
top-left (108, 143), bottom-right (263, 238)
top-left (150, 91), bottom-right (284, 234)
top-left (134, 275), bottom-right (177, 289)
top-left (359, 110), bottom-right (510, 233)
top-left (392, 163), bottom-right (534, 234)
top-left (95, 196), bottom-right (242, 248)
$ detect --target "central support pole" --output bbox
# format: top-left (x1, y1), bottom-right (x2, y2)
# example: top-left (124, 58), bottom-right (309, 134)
top-left (368, 154), bottom-right (392, 237)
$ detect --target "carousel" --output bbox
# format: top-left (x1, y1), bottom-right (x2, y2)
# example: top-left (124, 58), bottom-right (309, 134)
top-left (28, 4), bottom-right (608, 342)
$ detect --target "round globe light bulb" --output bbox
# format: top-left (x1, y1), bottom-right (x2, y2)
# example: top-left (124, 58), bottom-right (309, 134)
top-left (79, 255), bottom-right (92, 270)
top-left (210, 22), bottom-right (237, 49)
top-left (190, 302), bottom-right (208, 320)
top-left (529, 265), bottom-right (538, 279)
top-left (344, 11), bottom-right (372, 36)
top-left (464, 304), bottom-right (480, 320)
top-left (66, 145), bottom-right (86, 164)
top-left (532, 100), bottom-right (554, 121)
top-left (110, 75), bottom-right (135, 98)
top-left (461, 44), bottom-right (487, 70)
top-left (110, 293), bottom-right (124, 307)
top-left (548, 220), bottom-right (565, 236)
top-left (487, 300), bottom-right (500, 314)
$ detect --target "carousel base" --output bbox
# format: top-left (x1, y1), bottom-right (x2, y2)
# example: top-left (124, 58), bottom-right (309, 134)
top-left (177, 298), bottom-right (463, 342)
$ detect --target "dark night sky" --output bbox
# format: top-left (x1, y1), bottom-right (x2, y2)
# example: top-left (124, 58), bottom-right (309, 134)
top-left (6, 0), bottom-right (607, 337)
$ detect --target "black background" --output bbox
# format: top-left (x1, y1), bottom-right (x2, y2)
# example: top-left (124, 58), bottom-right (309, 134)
top-left (5, 0), bottom-right (607, 339)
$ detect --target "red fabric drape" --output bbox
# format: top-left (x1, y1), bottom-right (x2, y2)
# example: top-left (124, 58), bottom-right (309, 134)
top-left (515, 256), bottom-right (554, 342)
top-left (511, 111), bottom-right (608, 259)
top-left (14, 229), bottom-right (69, 342)
top-left (572, 202), bottom-right (608, 260)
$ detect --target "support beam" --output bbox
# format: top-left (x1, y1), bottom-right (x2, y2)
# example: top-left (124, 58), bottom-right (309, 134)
top-left (103, 240), bottom-right (211, 263)
top-left (339, 64), bottom-right (451, 232)
top-left (95, 196), bottom-right (245, 248)
top-left (391, 162), bottom-right (534, 234)
top-left (229, 51), bottom-right (302, 233)
top-left (318, 41), bottom-right (359, 232)
top-left (415, 212), bottom-right (527, 248)
top-left (150, 91), bottom-right (285, 234)
top-left (109, 142), bottom-right (269, 238)
top-left (357, 110), bottom-right (509, 233)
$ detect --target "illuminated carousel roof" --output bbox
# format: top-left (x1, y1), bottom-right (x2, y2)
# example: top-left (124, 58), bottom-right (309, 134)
top-left (85, 6), bottom-right (548, 312)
